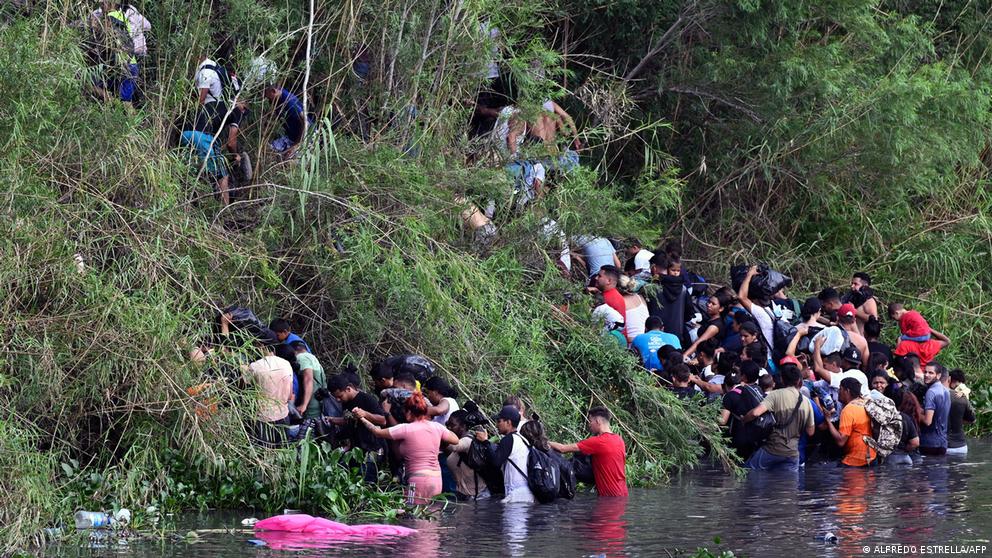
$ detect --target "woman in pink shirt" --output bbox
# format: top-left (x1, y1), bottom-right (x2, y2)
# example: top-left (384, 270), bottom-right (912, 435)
top-left (361, 391), bottom-right (458, 503)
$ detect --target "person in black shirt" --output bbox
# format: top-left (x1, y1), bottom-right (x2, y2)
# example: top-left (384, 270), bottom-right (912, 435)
top-left (667, 364), bottom-right (698, 399)
top-left (328, 374), bottom-right (387, 451)
top-left (720, 361), bottom-right (764, 459)
top-left (864, 316), bottom-right (893, 363)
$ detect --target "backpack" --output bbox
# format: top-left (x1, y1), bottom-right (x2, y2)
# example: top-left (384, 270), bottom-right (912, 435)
top-left (742, 384), bottom-right (775, 443)
top-left (837, 328), bottom-right (861, 366)
top-left (862, 396), bottom-right (902, 459)
top-left (551, 451), bottom-right (576, 500)
top-left (105, 10), bottom-right (136, 58)
top-left (507, 434), bottom-right (560, 504)
top-left (462, 438), bottom-right (505, 496)
top-left (761, 307), bottom-right (797, 363)
top-left (202, 64), bottom-right (241, 98)
top-left (572, 453), bottom-right (595, 484)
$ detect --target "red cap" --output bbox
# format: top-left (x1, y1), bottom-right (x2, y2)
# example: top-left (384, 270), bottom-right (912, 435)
top-left (838, 303), bottom-right (856, 318)
top-left (779, 355), bottom-right (801, 367)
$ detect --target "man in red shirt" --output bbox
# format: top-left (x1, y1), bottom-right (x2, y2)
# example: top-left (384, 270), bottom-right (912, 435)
top-left (551, 406), bottom-right (628, 497)
top-left (593, 265), bottom-right (627, 331)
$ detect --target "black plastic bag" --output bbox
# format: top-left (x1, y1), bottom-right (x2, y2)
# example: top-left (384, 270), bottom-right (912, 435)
top-left (729, 264), bottom-right (792, 300)
top-left (572, 453), bottom-right (595, 485)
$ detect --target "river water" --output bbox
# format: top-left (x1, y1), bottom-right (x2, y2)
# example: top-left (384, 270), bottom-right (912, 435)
top-left (54, 439), bottom-right (992, 557)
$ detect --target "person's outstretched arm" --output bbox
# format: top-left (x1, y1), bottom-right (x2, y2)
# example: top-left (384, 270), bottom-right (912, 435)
top-left (737, 265), bottom-right (758, 312)
top-left (550, 441), bottom-right (581, 453)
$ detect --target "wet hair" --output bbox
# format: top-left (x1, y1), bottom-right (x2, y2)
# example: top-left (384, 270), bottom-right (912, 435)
top-left (756, 374), bottom-right (773, 391)
top-left (270, 318), bottom-right (291, 333)
top-left (394, 372), bottom-right (417, 390)
top-left (839, 377), bottom-right (862, 397)
top-left (780, 364), bottom-right (802, 387)
top-left (741, 361), bottom-right (762, 383)
top-left (327, 373), bottom-right (356, 393)
top-left (839, 314), bottom-right (856, 326)
top-left (667, 254), bottom-right (682, 269)
top-left (588, 406), bottom-right (612, 422)
top-left (744, 343), bottom-right (766, 364)
top-left (404, 391), bottom-right (430, 418)
top-left (864, 316), bottom-right (882, 340)
top-left (818, 288), bottom-right (840, 303)
top-left (645, 316), bottom-right (664, 331)
top-left (504, 395), bottom-right (526, 414)
top-left (663, 240), bottom-right (683, 259)
top-left (598, 265), bottom-right (621, 283)
top-left (424, 376), bottom-right (458, 398)
top-left (670, 363), bottom-right (691, 383)
top-left (853, 272), bottom-right (872, 285)
top-left (950, 369), bottom-right (966, 384)
top-left (800, 297), bottom-right (822, 320)
top-left (519, 417), bottom-right (550, 451)
top-left (289, 339), bottom-right (308, 352)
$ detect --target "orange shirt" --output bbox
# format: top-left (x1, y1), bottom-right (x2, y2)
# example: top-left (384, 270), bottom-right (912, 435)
top-left (839, 400), bottom-right (876, 466)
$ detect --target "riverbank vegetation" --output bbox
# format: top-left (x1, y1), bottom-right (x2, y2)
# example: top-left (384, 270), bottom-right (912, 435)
top-left (2, 0), bottom-right (991, 552)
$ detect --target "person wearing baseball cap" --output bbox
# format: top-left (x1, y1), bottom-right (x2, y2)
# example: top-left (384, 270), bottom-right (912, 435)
top-left (475, 405), bottom-right (535, 503)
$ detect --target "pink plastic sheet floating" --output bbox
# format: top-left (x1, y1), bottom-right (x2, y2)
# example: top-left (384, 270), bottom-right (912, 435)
top-left (253, 514), bottom-right (416, 549)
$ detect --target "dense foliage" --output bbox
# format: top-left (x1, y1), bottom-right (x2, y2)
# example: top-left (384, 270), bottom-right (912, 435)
top-left (1, 0), bottom-right (989, 552)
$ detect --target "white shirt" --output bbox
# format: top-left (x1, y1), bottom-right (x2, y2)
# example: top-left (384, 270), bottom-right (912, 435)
top-left (92, 6), bottom-right (151, 56)
top-left (502, 433), bottom-right (535, 503)
top-left (196, 59), bottom-right (223, 104)
top-left (246, 355), bottom-right (294, 422)
top-left (828, 369), bottom-right (869, 414)
top-left (593, 304), bottom-right (624, 334)
top-left (633, 249), bottom-right (654, 272)
top-left (750, 305), bottom-right (775, 353)
top-left (432, 397), bottom-right (459, 425)
top-left (624, 300), bottom-right (650, 341)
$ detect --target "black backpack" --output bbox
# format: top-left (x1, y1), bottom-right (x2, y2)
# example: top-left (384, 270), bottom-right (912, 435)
top-left (758, 307), bottom-right (797, 363)
top-left (572, 453), bottom-right (595, 484)
top-left (551, 451), bottom-right (576, 499)
top-left (507, 434), bottom-right (560, 504)
top-left (462, 438), bottom-right (505, 496)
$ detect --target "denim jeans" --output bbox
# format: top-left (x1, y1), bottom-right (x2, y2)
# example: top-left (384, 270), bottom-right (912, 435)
top-left (745, 447), bottom-right (799, 472)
